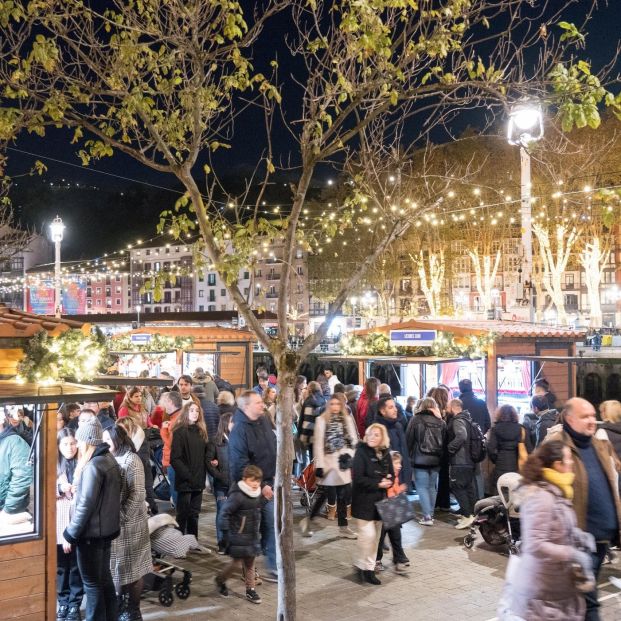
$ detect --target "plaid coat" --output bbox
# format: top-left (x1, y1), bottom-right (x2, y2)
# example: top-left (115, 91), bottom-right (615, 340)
top-left (110, 451), bottom-right (151, 588)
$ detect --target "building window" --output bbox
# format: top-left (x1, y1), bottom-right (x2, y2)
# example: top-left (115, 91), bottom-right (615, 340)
top-left (296, 249), bottom-right (303, 259)
top-left (198, 290), bottom-right (204, 298)
top-left (115, 286), bottom-right (122, 294)
top-left (208, 305), bottom-right (216, 312)
top-left (296, 266), bottom-right (303, 275)
top-left (106, 299), bottom-right (112, 308)
top-left (207, 273), bottom-right (216, 286)
top-left (87, 299), bottom-right (92, 309)
top-left (154, 262), bottom-right (161, 271)
top-left (297, 302), bottom-right (304, 313)
top-left (165, 247), bottom-right (170, 254)
top-left (565, 273), bottom-right (574, 287)
top-left (105, 287), bottom-right (111, 297)
top-left (243, 271), bottom-right (250, 279)
top-left (96, 299), bottom-right (102, 306)
top-left (96, 287), bottom-right (101, 294)
top-left (105, 276), bottom-right (111, 285)
top-left (164, 291), bottom-right (172, 303)
top-left (255, 269), bottom-right (262, 278)
top-left (86, 287), bottom-right (92, 297)
top-left (209, 290), bottom-right (216, 302)
top-left (164, 306), bottom-right (170, 312)
top-left (220, 289), bottom-right (226, 296)
top-left (175, 247), bottom-right (180, 253)
top-left (244, 287), bottom-right (249, 295)
top-left (199, 305), bottom-right (204, 311)
top-left (116, 299), bottom-right (121, 305)
top-left (116, 275), bottom-right (121, 282)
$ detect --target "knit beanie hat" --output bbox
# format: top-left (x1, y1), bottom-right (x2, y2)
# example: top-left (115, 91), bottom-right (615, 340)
top-left (76, 417), bottom-right (103, 446)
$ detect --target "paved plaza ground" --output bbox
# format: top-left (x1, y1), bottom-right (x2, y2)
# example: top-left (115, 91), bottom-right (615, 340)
top-left (140, 492), bottom-right (621, 620)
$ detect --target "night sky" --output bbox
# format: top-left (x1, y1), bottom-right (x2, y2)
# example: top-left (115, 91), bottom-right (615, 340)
top-left (6, 1), bottom-right (621, 259)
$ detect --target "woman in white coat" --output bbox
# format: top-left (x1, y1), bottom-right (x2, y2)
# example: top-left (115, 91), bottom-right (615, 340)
top-left (300, 396), bottom-right (358, 538)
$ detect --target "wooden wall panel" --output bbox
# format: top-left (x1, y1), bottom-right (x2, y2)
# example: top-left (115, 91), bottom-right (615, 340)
top-left (218, 343), bottom-right (248, 388)
top-left (2, 594), bottom-right (46, 619)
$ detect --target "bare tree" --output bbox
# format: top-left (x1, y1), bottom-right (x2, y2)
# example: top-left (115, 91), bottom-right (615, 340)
top-left (1, 1), bottom-right (619, 618)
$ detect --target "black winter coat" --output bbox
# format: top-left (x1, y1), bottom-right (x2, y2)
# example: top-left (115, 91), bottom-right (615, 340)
top-left (487, 421), bottom-right (525, 486)
top-left (202, 399), bottom-right (220, 441)
top-left (535, 409), bottom-right (558, 446)
top-left (228, 409), bottom-right (277, 484)
top-left (170, 425), bottom-right (209, 493)
top-left (447, 411), bottom-right (474, 467)
top-left (206, 439), bottom-right (230, 493)
top-left (602, 422), bottom-right (621, 461)
top-left (458, 390), bottom-right (491, 434)
top-left (374, 414), bottom-right (411, 484)
top-left (351, 443), bottom-right (394, 521)
top-left (406, 410), bottom-right (447, 468)
top-left (64, 444), bottom-right (121, 544)
top-left (522, 412), bottom-right (538, 448)
top-left (297, 391), bottom-right (326, 449)
top-left (219, 482), bottom-right (263, 558)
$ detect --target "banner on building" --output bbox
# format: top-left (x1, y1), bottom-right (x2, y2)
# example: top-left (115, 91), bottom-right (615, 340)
top-left (27, 277), bottom-right (86, 315)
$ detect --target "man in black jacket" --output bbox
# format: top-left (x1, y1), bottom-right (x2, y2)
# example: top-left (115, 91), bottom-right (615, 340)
top-left (375, 396), bottom-right (411, 486)
top-left (446, 398), bottom-right (477, 529)
top-left (532, 394), bottom-right (558, 447)
top-left (458, 379), bottom-right (490, 499)
top-left (229, 390), bottom-right (277, 582)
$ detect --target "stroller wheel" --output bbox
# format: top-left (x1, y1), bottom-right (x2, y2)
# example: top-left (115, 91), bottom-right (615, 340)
top-left (463, 534), bottom-right (475, 549)
top-left (158, 589), bottom-right (174, 607)
top-left (175, 583), bottom-right (191, 599)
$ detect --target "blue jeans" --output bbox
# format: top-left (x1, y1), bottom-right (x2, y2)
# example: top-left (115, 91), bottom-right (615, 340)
top-left (261, 496), bottom-right (276, 574)
top-left (167, 466), bottom-right (177, 506)
top-left (214, 488), bottom-right (228, 544)
top-left (414, 468), bottom-right (440, 518)
top-left (76, 539), bottom-right (117, 621)
top-left (585, 542), bottom-right (610, 620)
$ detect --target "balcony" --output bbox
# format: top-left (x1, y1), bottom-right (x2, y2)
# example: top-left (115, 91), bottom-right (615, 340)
top-left (266, 273), bottom-right (280, 280)
top-left (266, 292), bottom-right (278, 299)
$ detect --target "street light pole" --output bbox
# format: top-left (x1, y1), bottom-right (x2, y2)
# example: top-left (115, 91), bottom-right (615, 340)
top-left (508, 101), bottom-right (544, 323)
top-left (49, 216), bottom-right (65, 318)
top-left (135, 304), bottom-right (141, 328)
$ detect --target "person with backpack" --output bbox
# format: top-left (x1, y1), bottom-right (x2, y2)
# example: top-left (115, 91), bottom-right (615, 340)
top-left (446, 398), bottom-right (482, 529)
top-left (297, 381), bottom-right (326, 461)
top-left (406, 398), bottom-right (446, 526)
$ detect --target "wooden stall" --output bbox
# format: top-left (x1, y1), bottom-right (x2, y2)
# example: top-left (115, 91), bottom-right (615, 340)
top-left (116, 326), bottom-right (256, 390)
top-left (0, 304), bottom-right (89, 378)
top-left (354, 319), bottom-right (586, 411)
top-left (0, 382), bottom-right (117, 621)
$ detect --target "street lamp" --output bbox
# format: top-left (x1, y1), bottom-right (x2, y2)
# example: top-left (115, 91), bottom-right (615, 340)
top-left (508, 101), bottom-right (544, 323)
top-left (135, 304), bottom-right (141, 328)
top-left (49, 215), bottom-right (65, 318)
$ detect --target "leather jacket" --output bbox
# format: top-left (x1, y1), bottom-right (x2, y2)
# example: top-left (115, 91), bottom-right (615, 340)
top-left (64, 444), bottom-right (121, 544)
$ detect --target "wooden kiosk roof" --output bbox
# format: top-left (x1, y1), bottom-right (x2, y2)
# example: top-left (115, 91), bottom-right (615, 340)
top-left (0, 304), bottom-right (88, 337)
top-left (127, 325), bottom-right (256, 344)
top-left (0, 380), bottom-right (117, 405)
top-left (356, 318), bottom-right (586, 340)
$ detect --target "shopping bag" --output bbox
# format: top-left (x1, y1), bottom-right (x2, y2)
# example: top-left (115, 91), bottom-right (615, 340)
top-left (375, 493), bottom-right (415, 529)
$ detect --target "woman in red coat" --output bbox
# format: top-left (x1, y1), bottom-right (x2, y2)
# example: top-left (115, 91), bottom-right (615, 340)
top-left (355, 378), bottom-right (379, 438)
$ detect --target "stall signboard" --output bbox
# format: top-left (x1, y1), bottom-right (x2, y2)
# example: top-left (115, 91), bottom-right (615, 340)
top-left (390, 329), bottom-right (437, 347)
top-left (131, 333), bottom-right (152, 344)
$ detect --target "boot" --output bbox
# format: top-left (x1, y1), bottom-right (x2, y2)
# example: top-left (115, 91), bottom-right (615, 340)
top-left (363, 570), bottom-right (381, 585)
top-left (347, 504), bottom-right (352, 521)
top-left (326, 504), bottom-right (336, 521)
top-left (117, 594), bottom-right (130, 621)
top-left (127, 607), bottom-right (143, 621)
top-left (65, 607), bottom-right (81, 621)
top-left (56, 605), bottom-right (69, 621)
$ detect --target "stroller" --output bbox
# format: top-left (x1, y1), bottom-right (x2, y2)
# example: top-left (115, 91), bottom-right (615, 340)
top-left (295, 460), bottom-right (320, 513)
top-left (463, 472), bottom-right (521, 554)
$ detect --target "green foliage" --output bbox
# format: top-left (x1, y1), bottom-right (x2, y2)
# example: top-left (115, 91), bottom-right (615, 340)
top-left (17, 329), bottom-right (108, 383)
top-left (109, 332), bottom-right (193, 353)
top-left (338, 330), bottom-right (496, 359)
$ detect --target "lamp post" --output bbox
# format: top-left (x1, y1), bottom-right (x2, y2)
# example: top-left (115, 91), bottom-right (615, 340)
top-left (507, 101), bottom-right (544, 323)
top-left (135, 304), bottom-right (141, 328)
top-left (49, 216), bottom-right (65, 318)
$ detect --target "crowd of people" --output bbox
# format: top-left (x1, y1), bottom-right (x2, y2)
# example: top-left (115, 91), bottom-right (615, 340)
top-left (1, 362), bottom-right (611, 621)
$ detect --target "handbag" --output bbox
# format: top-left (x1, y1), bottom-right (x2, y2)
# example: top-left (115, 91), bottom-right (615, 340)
top-left (375, 492), bottom-right (415, 529)
top-left (154, 477), bottom-right (171, 502)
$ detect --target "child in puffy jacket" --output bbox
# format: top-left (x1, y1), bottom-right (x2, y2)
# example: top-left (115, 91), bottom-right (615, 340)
top-left (215, 465), bottom-right (265, 604)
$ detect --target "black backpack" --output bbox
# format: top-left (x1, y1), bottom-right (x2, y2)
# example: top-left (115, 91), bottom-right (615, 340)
top-left (418, 419), bottom-right (444, 457)
top-left (466, 418), bottom-right (487, 463)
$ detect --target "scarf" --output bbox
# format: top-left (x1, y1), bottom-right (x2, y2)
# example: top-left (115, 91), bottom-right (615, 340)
top-left (324, 413), bottom-right (353, 454)
top-left (563, 421), bottom-right (592, 449)
top-left (542, 468), bottom-right (575, 500)
top-left (238, 480), bottom-right (262, 498)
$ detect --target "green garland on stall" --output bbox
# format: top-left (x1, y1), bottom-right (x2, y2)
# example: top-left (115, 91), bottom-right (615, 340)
top-left (338, 330), bottom-right (496, 359)
top-left (109, 333), bottom-right (194, 353)
top-left (17, 328), bottom-right (108, 383)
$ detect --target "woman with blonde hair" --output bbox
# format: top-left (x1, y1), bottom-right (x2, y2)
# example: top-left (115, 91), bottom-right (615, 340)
top-left (170, 401), bottom-right (210, 536)
top-left (300, 396), bottom-right (358, 539)
top-left (351, 422), bottom-right (394, 585)
top-left (598, 400), bottom-right (621, 460)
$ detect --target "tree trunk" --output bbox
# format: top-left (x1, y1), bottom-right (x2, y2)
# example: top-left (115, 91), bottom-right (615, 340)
top-left (274, 352), bottom-right (299, 621)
